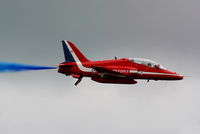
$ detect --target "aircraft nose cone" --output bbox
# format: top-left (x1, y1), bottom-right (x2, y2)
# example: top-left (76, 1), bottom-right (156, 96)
top-left (176, 74), bottom-right (184, 80)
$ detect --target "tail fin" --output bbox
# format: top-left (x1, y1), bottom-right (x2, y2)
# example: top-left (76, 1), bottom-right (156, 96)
top-left (62, 40), bottom-right (89, 63)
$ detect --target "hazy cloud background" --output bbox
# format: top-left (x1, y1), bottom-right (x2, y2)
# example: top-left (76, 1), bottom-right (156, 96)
top-left (0, 0), bottom-right (199, 134)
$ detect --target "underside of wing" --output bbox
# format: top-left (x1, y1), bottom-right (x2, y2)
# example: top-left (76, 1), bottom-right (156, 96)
top-left (91, 66), bottom-right (137, 84)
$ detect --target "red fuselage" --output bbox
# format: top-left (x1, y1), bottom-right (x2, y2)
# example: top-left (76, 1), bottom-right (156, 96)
top-left (58, 40), bottom-right (183, 85)
top-left (58, 58), bottom-right (183, 83)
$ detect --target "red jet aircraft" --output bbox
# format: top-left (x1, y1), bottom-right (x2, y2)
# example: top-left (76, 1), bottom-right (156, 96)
top-left (58, 40), bottom-right (183, 86)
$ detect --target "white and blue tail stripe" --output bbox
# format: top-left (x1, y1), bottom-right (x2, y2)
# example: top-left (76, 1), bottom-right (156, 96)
top-left (62, 41), bottom-right (76, 62)
top-left (62, 40), bottom-right (91, 72)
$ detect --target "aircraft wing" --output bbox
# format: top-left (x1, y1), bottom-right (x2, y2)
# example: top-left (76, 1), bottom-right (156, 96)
top-left (92, 66), bottom-right (130, 78)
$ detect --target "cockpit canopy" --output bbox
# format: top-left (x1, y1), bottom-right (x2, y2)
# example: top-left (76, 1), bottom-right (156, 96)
top-left (129, 58), bottom-right (166, 70)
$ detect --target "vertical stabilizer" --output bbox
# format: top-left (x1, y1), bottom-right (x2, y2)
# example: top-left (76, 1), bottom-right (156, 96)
top-left (62, 40), bottom-right (89, 62)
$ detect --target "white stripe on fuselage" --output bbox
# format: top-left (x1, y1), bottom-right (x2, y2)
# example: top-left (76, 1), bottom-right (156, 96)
top-left (65, 41), bottom-right (91, 72)
top-left (130, 70), bottom-right (178, 76)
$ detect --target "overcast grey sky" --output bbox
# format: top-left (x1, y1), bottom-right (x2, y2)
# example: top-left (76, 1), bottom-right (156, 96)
top-left (0, 0), bottom-right (199, 134)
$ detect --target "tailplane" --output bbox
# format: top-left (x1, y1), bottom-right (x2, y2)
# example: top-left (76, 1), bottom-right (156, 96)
top-left (62, 40), bottom-right (89, 63)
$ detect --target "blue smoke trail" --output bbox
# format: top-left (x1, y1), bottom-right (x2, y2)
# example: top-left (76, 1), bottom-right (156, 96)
top-left (0, 62), bottom-right (57, 73)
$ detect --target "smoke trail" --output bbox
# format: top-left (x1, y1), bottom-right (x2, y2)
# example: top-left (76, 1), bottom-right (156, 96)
top-left (0, 62), bottom-right (57, 73)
